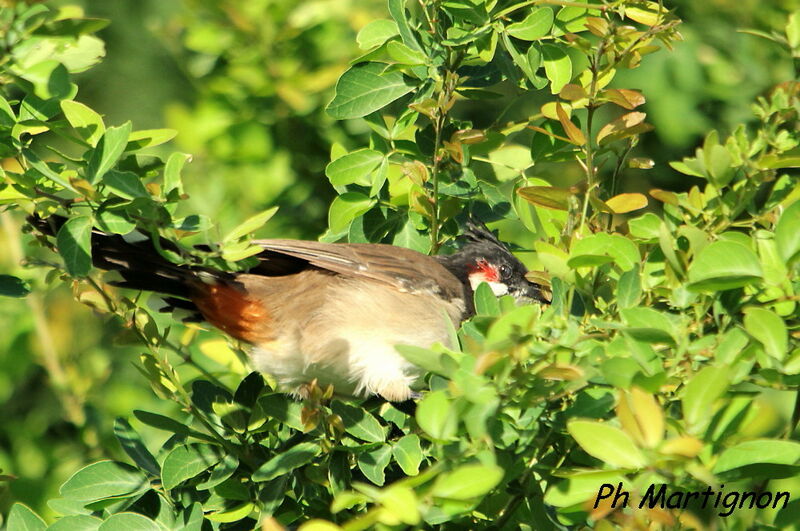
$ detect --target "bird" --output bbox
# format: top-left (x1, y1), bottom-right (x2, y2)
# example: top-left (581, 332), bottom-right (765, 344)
top-left (30, 215), bottom-right (548, 401)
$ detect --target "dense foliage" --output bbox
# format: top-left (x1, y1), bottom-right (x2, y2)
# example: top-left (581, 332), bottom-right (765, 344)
top-left (1, 0), bottom-right (799, 529)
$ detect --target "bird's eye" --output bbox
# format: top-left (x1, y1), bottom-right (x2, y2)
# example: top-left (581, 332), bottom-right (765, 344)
top-left (499, 264), bottom-right (512, 280)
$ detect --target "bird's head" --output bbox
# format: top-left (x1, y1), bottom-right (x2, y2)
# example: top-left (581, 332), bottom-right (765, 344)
top-left (437, 222), bottom-right (549, 305)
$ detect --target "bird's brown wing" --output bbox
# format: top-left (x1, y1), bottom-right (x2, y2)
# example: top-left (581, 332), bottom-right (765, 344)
top-left (251, 239), bottom-right (464, 301)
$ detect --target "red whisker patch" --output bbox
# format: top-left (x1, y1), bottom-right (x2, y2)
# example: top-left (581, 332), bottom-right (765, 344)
top-left (467, 259), bottom-right (499, 282)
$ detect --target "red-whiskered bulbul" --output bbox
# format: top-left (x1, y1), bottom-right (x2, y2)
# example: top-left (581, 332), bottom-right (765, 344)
top-left (30, 216), bottom-right (547, 401)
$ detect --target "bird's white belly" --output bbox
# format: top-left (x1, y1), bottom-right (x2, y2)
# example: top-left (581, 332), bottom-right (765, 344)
top-left (249, 279), bottom-right (464, 400)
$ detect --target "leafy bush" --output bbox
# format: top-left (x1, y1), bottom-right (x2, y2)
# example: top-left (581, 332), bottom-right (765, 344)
top-left (1, 1), bottom-right (799, 530)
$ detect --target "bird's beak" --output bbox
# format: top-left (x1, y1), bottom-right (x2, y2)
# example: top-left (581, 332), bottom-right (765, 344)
top-left (524, 271), bottom-right (551, 304)
top-left (526, 282), bottom-right (551, 304)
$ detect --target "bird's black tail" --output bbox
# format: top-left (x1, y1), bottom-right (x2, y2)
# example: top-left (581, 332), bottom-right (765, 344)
top-left (28, 215), bottom-right (208, 313)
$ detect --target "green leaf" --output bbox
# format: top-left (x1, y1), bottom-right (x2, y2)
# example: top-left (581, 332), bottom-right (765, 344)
top-left (327, 62), bottom-right (416, 120)
top-left (113, 418), bottom-right (160, 477)
top-left (86, 121), bottom-right (132, 183)
top-left (252, 442), bottom-right (320, 482)
top-left (541, 43), bottom-right (572, 94)
top-left (223, 206), bottom-right (278, 242)
top-left (133, 410), bottom-right (215, 442)
top-left (687, 240), bottom-right (762, 291)
top-left (616, 267), bottom-right (641, 309)
top-left (126, 128), bottom-right (177, 150)
top-left (60, 100), bottom-right (105, 145)
top-left (172, 214), bottom-right (211, 232)
top-left (48, 515), bottom-right (103, 531)
top-left (567, 420), bottom-right (647, 468)
top-left (6, 503), bottom-right (46, 531)
top-left (627, 212), bottom-right (661, 240)
top-left (60, 461), bottom-right (146, 502)
top-left (775, 200), bottom-right (800, 264)
top-left (97, 513), bottom-right (160, 531)
top-left (744, 307), bottom-right (788, 361)
top-left (19, 60), bottom-right (71, 100)
top-left (258, 394), bottom-right (305, 431)
top-left (713, 440), bottom-right (800, 473)
top-left (357, 444), bottom-right (393, 486)
top-left (328, 192), bottom-right (374, 232)
top-left (620, 307), bottom-right (676, 345)
top-left (396, 345), bottom-right (448, 376)
top-left (103, 170), bottom-right (148, 199)
top-left (23, 148), bottom-right (77, 192)
top-left (330, 400), bottom-right (386, 443)
top-left (164, 152), bottom-right (190, 194)
top-left (787, 11), bottom-right (800, 49)
top-left (196, 454), bottom-right (239, 490)
top-left (506, 7), bottom-right (554, 40)
top-left (432, 464), bottom-right (504, 500)
top-left (387, 41), bottom-right (428, 65)
top-left (357, 19), bottom-right (399, 50)
top-left (568, 233), bottom-right (639, 271)
top-left (0, 275), bottom-right (31, 297)
top-left (325, 149), bottom-right (384, 186)
top-left (682, 366), bottom-right (731, 431)
top-left (474, 282), bottom-right (500, 316)
top-left (161, 444), bottom-right (223, 490)
top-left (0, 94), bottom-right (16, 127)
top-left (96, 205), bottom-right (135, 234)
top-left (416, 390), bottom-right (457, 441)
top-left (56, 215), bottom-right (93, 277)
top-left (392, 434), bottom-right (423, 476)
top-left (544, 471), bottom-right (628, 507)
top-left (392, 217), bottom-right (430, 253)
top-left (388, 0), bottom-right (422, 51)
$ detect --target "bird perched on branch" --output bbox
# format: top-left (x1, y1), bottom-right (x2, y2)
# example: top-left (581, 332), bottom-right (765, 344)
top-left (30, 216), bottom-right (547, 401)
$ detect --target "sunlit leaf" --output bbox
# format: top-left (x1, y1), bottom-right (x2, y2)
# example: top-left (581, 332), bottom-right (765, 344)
top-left (605, 192), bottom-right (647, 213)
top-left (687, 240), bottom-right (762, 291)
top-left (568, 420), bottom-right (647, 468)
top-left (431, 464), bottom-right (504, 500)
top-left (327, 62), bottom-right (416, 119)
top-left (541, 43), bottom-right (572, 94)
top-left (775, 200), bottom-right (800, 264)
top-left (682, 366), bottom-right (731, 432)
top-left (86, 121), bottom-right (132, 183)
top-left (60, 461), bottom-right (145, 501)
top-left (744, 307), bottom-right (788, 361)
top-left (517, 186), bottom-right (573, 210)
top-left (506, 7), bottom-right (554, 40)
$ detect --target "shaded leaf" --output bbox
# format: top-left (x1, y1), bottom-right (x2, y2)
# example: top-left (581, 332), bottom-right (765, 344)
top-left (162, 444), bottom-right (223, 490)
top-left (56, 215), bottom-right (93, 277)
top-left (330, 400), bottom-right (386, 443)
top-left (253, 442), bottom-right (320, 482)
top-left (0, 275), bottom-right (31, 298)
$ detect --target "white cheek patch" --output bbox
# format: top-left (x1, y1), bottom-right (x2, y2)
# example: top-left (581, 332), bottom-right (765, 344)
top-left (469, 274), bottom-right (509, 297)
